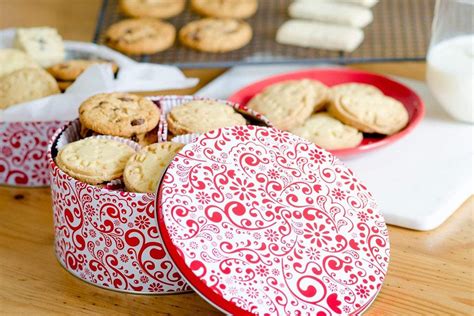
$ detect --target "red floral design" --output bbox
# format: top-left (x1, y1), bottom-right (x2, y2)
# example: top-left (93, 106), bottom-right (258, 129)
top-left (305, 247), bottom-right (321, 261)
top-left (355, 285), bottom-right (370, 299)
top-left (148, 283), bottom-right (164, 292)
top-left (246, 287), bottom-right (259, 299)
top-left (196, 192), bottom-right (211, 204)
top-left (267, 169), bottom-right (279, 180)
top-left (303, 223), bottom-right (332, 247)
top-left (158, 125), bottom-right (390, 314)
top-left (331, 188), bottom-right (346, 200)
top-left (264, 229), bottom-right (279, 242)
top-left (229, 178), bottom-right (257, 200)
top-left (341, 169), bottom-right (367, 191)
top-left (255, 264), bottom-right (269, 277)
top-left (134, 215), bottom-right (150, 229)
top-left (269, 129), bottom-right (290, 142)
top-left (231, 125), bottom-right (251, 141)
top-left (1, 146), bottom-right (12, 157)
top-left (309, 148), bottom-right (327, 164)
top-left (1, 121), bottom-right (64, 186)
top-left (357, 211), bottom-right (369, 222)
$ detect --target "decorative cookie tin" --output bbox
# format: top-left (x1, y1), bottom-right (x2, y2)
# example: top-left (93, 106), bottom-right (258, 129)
top-left (48, 96), bottom-right (269, 293)
top-left (1, 121), bottom-right (65, 186)
top-left (157, 125), bottom-right (390, 314)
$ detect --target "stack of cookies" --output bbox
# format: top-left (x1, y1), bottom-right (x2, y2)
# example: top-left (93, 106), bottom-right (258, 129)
top-left (56, 92), bottom-right (185, 193)
top-left (104, 0), bottom-right (257, 55)
top-left (247, 80), bottom-right (409, 150)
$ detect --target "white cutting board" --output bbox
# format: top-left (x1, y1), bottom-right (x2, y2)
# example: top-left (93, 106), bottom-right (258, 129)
top-left (196, 65), bottom-right (474, 231)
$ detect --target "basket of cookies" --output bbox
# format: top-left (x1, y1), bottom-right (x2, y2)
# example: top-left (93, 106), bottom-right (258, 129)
top-left (0, 27), bottom-right (71, 186)
top-left (48, 93), bottom-right (271, 293)
top-left (0, 27), bottom-right (129, 187)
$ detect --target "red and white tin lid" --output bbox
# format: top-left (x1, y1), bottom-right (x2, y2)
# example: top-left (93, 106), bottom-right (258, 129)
top-left (156, 125), bottom-right (390, 315)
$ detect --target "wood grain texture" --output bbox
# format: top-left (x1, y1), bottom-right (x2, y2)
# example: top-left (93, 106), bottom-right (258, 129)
top-left (0, 1), bottom-right (473, 315)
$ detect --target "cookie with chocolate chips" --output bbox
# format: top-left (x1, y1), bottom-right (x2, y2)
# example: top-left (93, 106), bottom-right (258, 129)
top-left (119, 0), bottom-right (186, 19)
top-left (47, 59), bottom-right (118, 81)
top-left (179, 18), bottom-right (252, 53)
top-left (79, 92), bottom-right (160, 138)
top-left (191, 0), bottom-right (258, 19)
top-left (104, 18), bottom-right (176, 55)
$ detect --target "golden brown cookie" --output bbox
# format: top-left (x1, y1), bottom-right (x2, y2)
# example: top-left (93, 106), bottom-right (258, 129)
top-left (330, 83), bottom-right (383, 98)
top-left (179, 18), bottom-right (252, 53)
top-left (123, 142), bottom-right (184, 193)
top-left (290, 112), bottom-right (363, 150)
top-left (191, 0), bottom-right (258, 19)
top-left (47, 59), bottom-right (118, 81)
top-left (246, 79), bottom-right (329, 130)
top-left (79, 92), bottom-right (160, 138)
top-left (79, 125), bottom-right (158, 145)
top-left (167, 100), bottom-right (247, 135)
top-left (104, 18), bottom-right (176, 55)
top-left (0, 68), bottom-right (59, 109)
top-left (0, 48), bottom-right (39, 78)
top-left (119, 0), bottom-right (185, 19)
top-left (328, 94), bottom-right (409, 135)
top-left (56, 138), bottom-right (136, 185)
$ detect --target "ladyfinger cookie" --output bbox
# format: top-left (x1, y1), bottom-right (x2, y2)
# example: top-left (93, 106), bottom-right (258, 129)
top-left (276, 20), bottom-right (364, 52)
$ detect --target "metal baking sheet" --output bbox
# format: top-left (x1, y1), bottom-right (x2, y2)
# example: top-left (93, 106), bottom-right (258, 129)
top-left (94, 0), bottom-right (434, 67)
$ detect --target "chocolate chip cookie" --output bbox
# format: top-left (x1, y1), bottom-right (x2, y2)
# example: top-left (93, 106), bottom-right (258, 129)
top-left (79, 92), bottom-right (160, 138)
top-left (104, 18), bottom-right (176, 55)
top-left (119, 0), bottom-right (185, 19)
top-left (47, 59), bottom-right (118, 81)
top-left (179, 18), bottom-right (252, 53)
top-left (191, 0), bottom-right (258, 19)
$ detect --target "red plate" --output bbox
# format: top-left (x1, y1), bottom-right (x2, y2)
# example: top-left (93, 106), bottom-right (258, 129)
top-left (228, 68), bottom-right (425, 156)
top-left (157, 125), bottom-right (390, 315)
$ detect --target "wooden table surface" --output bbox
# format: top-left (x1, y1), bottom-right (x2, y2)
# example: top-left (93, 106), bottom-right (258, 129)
top-left (0, 1), bottom-right (473, 315)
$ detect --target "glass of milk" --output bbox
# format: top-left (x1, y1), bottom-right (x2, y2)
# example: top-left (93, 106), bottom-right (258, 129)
top-left (426, 0), bottom-right (474, 123)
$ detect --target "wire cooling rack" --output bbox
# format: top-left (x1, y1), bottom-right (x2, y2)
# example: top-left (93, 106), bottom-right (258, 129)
top-left (93, 0), bottom-right (434, 67)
